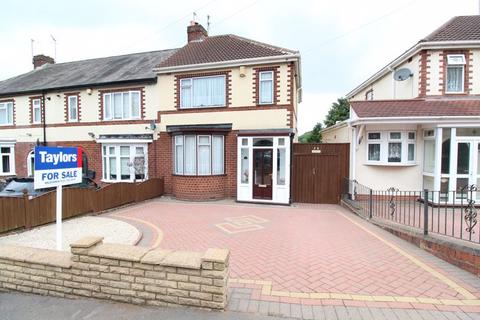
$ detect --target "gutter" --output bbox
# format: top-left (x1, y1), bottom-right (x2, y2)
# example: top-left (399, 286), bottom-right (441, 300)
top-left (153, 54), bottom-right (301, 74)
top-left (346, 40), bottom-right (480, 99)
top-left (350, 115), bottom-right (480, 125)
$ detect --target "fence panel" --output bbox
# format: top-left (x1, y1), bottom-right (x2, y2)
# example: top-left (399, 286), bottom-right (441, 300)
top-left (62, 188), bottom-right (96, 219)
top-left (0, 197), bottom-right (26, 233)
top-left (26, 191), bottom-right (56, 228)
top-left (135, 178), bottom-right (164, 202)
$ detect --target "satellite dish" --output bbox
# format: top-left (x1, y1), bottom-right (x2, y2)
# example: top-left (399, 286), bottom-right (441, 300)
top-left (393, 68), bottom-right (413, 81)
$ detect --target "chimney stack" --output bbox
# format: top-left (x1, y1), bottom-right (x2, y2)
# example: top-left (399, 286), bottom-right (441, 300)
top-left (33, 54), bottom-right (55, 69)
top-left (187, 22), bottom-right (208, 43)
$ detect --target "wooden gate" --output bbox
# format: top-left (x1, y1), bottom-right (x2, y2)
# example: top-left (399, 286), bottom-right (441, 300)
top-left (292, 143), bottom-right (349, 204)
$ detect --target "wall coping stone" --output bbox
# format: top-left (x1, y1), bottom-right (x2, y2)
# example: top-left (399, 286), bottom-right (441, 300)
top-left (203, 248), bottom-right (229, 263)
top-left (70, 236), bottom-right (104, 248)
top-left (88, 243), bottom-right (150, 262)
top-left (160, 251), bottom-right (202, 269)
top-left (141, 249), bottom-right (172, 265)
top-left (0, 245), bottom-right (71, 268)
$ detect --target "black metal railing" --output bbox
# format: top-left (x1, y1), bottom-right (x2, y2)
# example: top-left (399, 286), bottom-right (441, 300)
top-left (342, 178), bottom-right (479, 244)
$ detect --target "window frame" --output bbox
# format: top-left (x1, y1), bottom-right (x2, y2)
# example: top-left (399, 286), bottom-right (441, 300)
top-left (103, 90), bottom-right (141, 121)
top-left (0, 101), bottom-right (13, 126)
top-left (67, 95), bottom-right (79, 122)
top-left (101, 144), bottom-right (148, 183)
top-left (0, 145), bottom-right (15, 176)
top-left (365, 89), bottom-right (374, 101)
top-left (173, 134), bottom-right (225, 176)
top-left (179, 75), bottom-right (227, 109)
top-left (445, 54), bottom-right (466, 94)
top-left (258, 70), bottom-right (274, 105)
top-left (365, 131), bottom-right (417, 165)
top-left (32, 98), bottom-right (42, 124)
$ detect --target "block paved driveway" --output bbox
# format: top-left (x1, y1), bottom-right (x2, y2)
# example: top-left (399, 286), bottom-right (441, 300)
top-left (108, 199), bottom-right (480, 319)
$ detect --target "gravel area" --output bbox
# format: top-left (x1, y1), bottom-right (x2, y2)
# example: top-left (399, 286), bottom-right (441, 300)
top-left (0, 216), bottom-right (140, 251)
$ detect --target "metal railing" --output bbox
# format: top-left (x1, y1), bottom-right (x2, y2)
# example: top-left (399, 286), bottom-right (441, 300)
top-left (342, 178), bottom-right (479, 244)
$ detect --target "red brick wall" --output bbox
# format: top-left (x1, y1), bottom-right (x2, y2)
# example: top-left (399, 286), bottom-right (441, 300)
top-left (172, 175), bottom-right (227, 200)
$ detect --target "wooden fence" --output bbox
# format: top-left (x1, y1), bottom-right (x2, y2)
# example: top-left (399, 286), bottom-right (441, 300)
top-left (0, 178), bottom-right (164, 234)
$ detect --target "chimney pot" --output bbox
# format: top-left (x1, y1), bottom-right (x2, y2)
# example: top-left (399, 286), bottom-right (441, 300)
top-left (187, 23), bottom-right (208, 43)
top-left (33, 54), bottom-right (55, 69)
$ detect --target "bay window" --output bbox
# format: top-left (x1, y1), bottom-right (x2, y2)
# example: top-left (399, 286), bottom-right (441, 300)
top-left (174, 134), bottom-right (224, 175)
top-left (259, 71), bottom-right (274, 104)
top-left (103, 91), bottom-right (141, 120)
top-left (445, 54), bottom-right (465, 93)
top-left (0, 146), bottom-right (14, 175)
top-left (102, 144), bottom-right (147, 182)
top-left (0, 101), bottom-right (13, 125)
top-left (366, 131), bottom-right (416, 165)
top-left (180, 75), bottom-right (226, 108)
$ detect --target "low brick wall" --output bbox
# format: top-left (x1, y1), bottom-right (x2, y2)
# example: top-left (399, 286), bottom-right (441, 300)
top-left (0, 237), bottom-right (229, 309)
top-left (172, 175), bottom-right (227, 201)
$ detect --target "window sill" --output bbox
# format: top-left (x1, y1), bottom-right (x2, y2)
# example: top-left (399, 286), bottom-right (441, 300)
top-left (178, 106), bottom-right (227, 110)
top-left (172, 174), bottom-right (227, 177)
top-left (364, 162), bottom-right (417, 167)
top-left (0, 172), bottom-right (16, 176)
top-left (103, 118), bottom-right (142, 122)
top-left (101, 179), bottom-right (146, 183)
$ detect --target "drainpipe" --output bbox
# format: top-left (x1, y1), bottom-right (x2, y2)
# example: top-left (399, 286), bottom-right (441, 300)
top-left (41, 91), bottom-right (47, 145)
top-left (289, 132), bottom-right (294, 204)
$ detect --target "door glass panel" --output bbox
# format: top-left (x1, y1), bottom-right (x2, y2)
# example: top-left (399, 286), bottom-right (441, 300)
top-left (254, 151), bottom-right (262, 184)
top-left (263, 150), bottom-right (273, 185)
top-left (241, 148), bottom-right (249, 184)
top-left (457, 128), bottom-right (480, 136)
top-left (457, 143), bottom-right (470, 174)
top-left (277, 149), bottom-right (286, 185)
top-left (253, 138), bottom-right (273, 147)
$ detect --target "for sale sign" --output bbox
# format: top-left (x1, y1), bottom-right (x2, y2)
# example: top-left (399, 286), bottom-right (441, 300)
top-left (34, 146), bottom-right (83, 189)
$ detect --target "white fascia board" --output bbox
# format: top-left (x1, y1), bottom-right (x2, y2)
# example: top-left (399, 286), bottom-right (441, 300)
top-left (96, 138), bottom-right (153, 144)
top-left (345, 40), bottom-right (480, 99)
top-left (154, 55), bottom-right (301, 74)
top-left (351, 116), bottom-right (480, 125)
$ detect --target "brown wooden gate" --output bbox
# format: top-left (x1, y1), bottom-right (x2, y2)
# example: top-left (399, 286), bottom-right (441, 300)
top-left (292, 143), bottom-right (349, 204)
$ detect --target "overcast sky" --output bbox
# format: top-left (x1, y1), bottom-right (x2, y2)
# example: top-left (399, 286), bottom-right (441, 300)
top-left (1, 0), bottom-right (478, 133)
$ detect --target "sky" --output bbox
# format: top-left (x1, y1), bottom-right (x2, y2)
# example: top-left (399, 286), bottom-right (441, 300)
top-left (0, 0), bottom-right (479, 134)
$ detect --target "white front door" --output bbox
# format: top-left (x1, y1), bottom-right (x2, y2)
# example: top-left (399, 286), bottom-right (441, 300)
top-left (455, 140), bottom-right (480, 200)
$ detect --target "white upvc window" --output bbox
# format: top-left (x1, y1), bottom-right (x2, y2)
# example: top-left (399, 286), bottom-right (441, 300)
top-left (446, 54), bottom-right (465, 93)
top-left (365, 90), bottom-right (374, 101)
top-left (174, 134), bottom-right (224, 175)
top-left (0, 101), bottom-right (13, 125)
top-left (32, 99), bottom-right (42, 124)
top-left (259, 71), bottom-right (274, 104)
top-left (0, 146), bottom-right (15, 175)
top-left (103, 91), bottom-right (141, 121)
top-left (180, 75), bottom-right (226, 109)
top-left (67, 95), bottom-right (78, 122)
top-left (366, 131), bottom-right (416, 165)
top-left (102, 144), bottom-right (147, 182)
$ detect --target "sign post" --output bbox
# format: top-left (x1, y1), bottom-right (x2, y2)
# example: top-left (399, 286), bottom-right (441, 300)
top-left (34, 146), bottom-right (83, 250)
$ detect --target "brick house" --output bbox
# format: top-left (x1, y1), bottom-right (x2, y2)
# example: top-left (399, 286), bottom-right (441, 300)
top-left (322, 16), bottom-right (480, 203)
top-left (0, 22), bottom-right (302, 204)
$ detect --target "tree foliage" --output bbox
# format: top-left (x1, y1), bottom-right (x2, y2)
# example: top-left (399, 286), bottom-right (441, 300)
top-left (324, 98), bottom-right (350, 127)
top-left (299, 122), bottom-right (322, 143)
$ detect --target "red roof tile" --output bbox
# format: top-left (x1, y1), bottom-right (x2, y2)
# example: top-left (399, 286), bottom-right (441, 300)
top-left (422, 16), bottom-right (480, 42)
top-left (351, 99), bottom-right (480, 118)
top-left (156, 34), bottom-right (298, 68)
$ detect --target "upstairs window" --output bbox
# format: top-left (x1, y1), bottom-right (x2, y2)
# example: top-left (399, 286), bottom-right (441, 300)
top-left (446, 54), bottom-right (465, 93)
top-left (0, 101), bottom-right (13, 125)
top-left (67, 95), bottom-right (78, 122)
top-left (32, 98), bottom-right (42, 124)
top-left (180, 75), bottom-right (226, 109)
top-left (103, 91), bottom-right (141, 120)
top-left (259, 71), bottom-right (274, 104)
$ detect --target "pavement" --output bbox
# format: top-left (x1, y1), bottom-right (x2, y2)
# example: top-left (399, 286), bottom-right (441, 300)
top-left (105, 199), bottom-right (480, 319)
top-left (0, 216), bottom-right (139, 251)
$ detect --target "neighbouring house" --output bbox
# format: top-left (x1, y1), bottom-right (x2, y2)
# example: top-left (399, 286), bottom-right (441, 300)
top-left (0, 22), bottom-right (301, 204)
top-left (323, 16), bottom-right (480, 203)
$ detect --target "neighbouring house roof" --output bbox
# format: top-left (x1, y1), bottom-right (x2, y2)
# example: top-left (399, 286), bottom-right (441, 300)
top-left (350, 99), bottom-right (480, 118)
top-left (346, 15), bottom-right (480, 98)
top-left (155, 34), bottom-right (299, 69)
top-left (0, 49), bottom-right (177, 97)
top-left (320, 120), bottom-right (348, 134)
top-left (422, 16), bottom-right (480, 42)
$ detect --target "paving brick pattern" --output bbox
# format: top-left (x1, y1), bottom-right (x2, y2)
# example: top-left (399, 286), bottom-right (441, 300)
top-left (108, 199), bottom-right (480, 319)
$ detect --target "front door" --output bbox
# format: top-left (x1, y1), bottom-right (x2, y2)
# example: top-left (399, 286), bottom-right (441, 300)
top-left (253, 149), bottom-right (273, 200)
top-left (455, 140), bottom-right (480, 200)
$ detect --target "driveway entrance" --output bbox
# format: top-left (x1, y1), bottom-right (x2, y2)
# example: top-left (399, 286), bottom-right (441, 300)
top-left (109, 199), bottom-right (480, 319)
